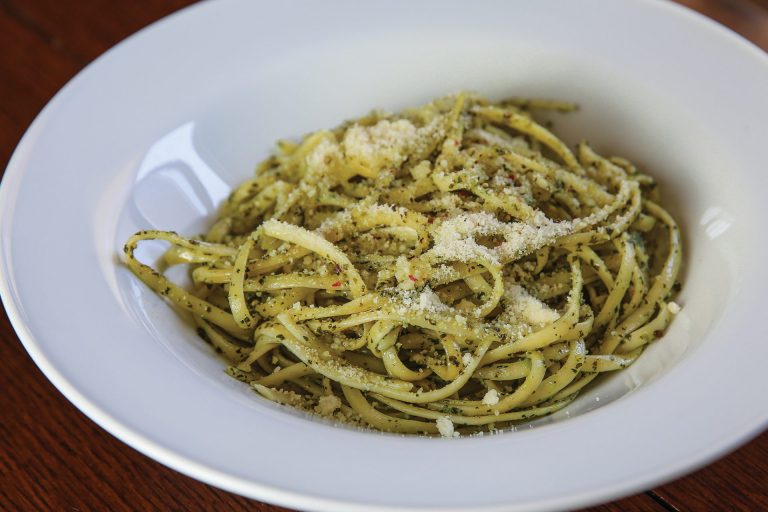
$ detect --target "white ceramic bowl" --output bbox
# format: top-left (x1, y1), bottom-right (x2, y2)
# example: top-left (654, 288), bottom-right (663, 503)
top-left (2, 0), bottom-right (767, 510)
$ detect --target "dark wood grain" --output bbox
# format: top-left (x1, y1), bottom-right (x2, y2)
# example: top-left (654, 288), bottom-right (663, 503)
top-left (579, 493), bottom-right (671, 512)
top-left (678, 0), bottom-right (768, 50)
top-left (0, 307), bottom-right (292, 512)
top-left (0, 1), bottom-right (766, 511)
top-left (654, 432), bottom-right (768, 510)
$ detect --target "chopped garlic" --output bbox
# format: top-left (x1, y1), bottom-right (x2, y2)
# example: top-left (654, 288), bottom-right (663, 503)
top-left (436, 416), bottom-right (459, 438)
top-left (482, 389), bottom-right (500, 406)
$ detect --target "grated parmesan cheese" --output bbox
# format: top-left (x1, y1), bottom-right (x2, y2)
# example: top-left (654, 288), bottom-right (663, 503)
top-left (667, 301), bottom-right (681, 314)
top-left (305, 137), bottom-right (341, 173)
top-left (343, 119), bottom-right (417, 172)
top-left (429, 210), bottom-right (573, 267)
top-left (315, 395), bottom-right (342, 416)
top-left (506, 285), bottom-right (560, 327)
top-left (389, 286), bottom-right (450, 316)
top-left (341, 115), bottom-right (446, 175)
top-left (431, 264), bottom-right (462, 284)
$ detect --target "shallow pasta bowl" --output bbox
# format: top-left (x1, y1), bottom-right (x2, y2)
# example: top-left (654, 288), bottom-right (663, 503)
top-left (1, 0), bottom-right (768, 511)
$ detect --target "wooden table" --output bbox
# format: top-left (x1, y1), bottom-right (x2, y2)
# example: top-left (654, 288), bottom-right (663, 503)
top-left (1, 1), bottom-right (767, 510)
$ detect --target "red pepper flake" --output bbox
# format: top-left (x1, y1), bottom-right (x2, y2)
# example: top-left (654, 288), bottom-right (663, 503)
top-left (427, 217), bottom-right (434, 224)
top-left (653, 330), bottom-right (663, 338)
top-left (458, 190), bottom-right (470, 198)
top-left (407, 274), bottom-right (418, 282)
top-left (332, 281), bottom-right (342, 288)
top-left (508, 173), bottom-right (516, 183)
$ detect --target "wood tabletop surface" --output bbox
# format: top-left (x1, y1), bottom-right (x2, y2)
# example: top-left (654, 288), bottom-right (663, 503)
top-left (1, 1), bottom-right (767, 511)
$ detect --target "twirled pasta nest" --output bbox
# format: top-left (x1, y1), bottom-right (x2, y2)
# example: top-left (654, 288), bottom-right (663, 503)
top-left (124, 93), bottom-right (682, 436)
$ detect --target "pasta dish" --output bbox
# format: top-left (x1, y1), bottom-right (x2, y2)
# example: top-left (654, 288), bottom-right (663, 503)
top-left (124, 93), bottom-right (682, 436)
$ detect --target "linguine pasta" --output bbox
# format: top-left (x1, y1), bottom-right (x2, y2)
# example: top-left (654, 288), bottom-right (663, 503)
top-left (124, 93), bottom-right (682, 436)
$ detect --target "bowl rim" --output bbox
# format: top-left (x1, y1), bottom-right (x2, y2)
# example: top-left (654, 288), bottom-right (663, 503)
top-left (2, 1), bottom-right (768, 511)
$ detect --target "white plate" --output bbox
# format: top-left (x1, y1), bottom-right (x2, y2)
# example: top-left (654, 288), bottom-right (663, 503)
top-left (2, 0), bottom-right (768, 510)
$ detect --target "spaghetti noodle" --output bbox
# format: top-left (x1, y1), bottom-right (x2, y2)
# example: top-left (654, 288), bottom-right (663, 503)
top-left (124, 93), bottom-right (682, 436)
